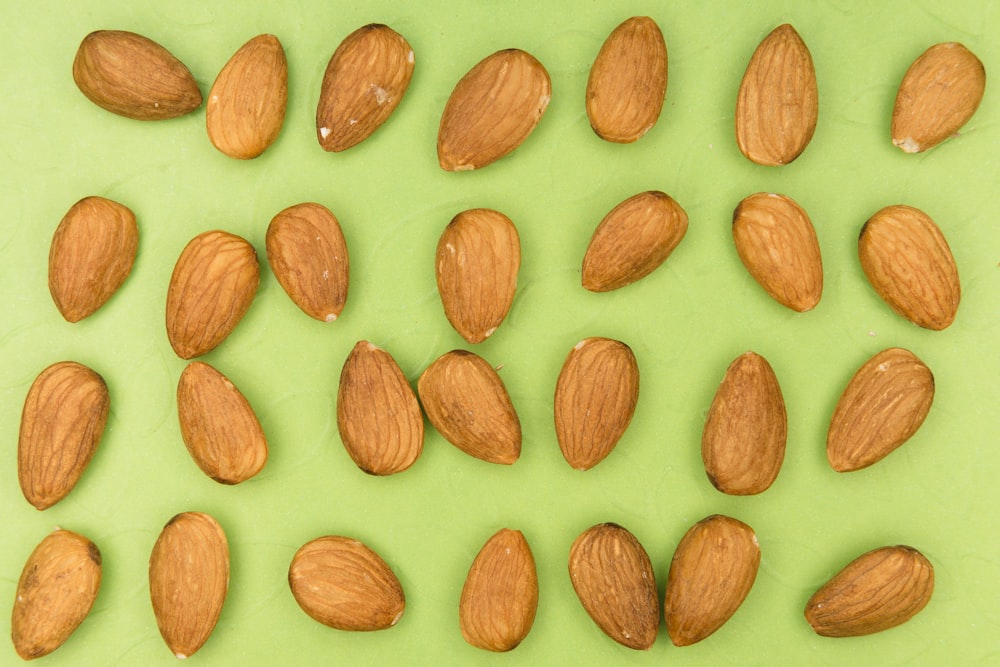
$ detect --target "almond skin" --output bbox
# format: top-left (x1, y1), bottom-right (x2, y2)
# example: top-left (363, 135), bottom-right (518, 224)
top-left (73, 30), bottom-right (201, 120)
top-left (581, 190), bottom-right (688, 292)
top-left (11, 529), bottom-right (102, 660)
top-left (735, 24), bottom-right (818, 166)
top-left (805, 545), bottom-right (934, 637)
top-left (316, 24), bottom-right (414, 152)
top-left (438, 49), bottom-right (551, 171)
top-left (436, 208), bottom-right (521, 343)
top-left (827, 348), bottom-right (934, 472)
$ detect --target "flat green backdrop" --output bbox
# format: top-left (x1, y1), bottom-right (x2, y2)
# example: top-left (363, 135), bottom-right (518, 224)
top-left (2, 1), bottom-right (998, 665)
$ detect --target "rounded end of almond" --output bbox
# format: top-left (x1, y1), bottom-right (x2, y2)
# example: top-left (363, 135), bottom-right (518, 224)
top-left (893, 136), bottom-right (924, 153)
top-left (324, 313), bottom-right (337, 322)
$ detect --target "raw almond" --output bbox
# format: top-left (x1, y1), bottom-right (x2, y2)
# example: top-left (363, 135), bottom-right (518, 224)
top-left (11, 529), bottom-right (101, 660)
top-left (586, 16), bottom-right (667, 143)
top-left (827, 347), bottom-right (934, 472)
top-left (337, 341), bottom-right (424, 475)
top-left (664, 514), bottom-right (760, 646)
top-left (18, 361), bottom-right (109, 510)
top-left (436, 208), bottom-right (521, 343)
top-left (568, 523), bottom-right (658, 650)
top-left (554, 337), bottom-right (639, 470)
top-left (417, 350), bottom-right (521, 464)
top-left (438, 49), bottom-right (551, 171)
top-left (581, 190), bottom-right (688, 292)
top-left (149, 512), bottom-right (229, 659)
top-left (316, 24), bottom-right (414, 152)
top-left (72, 30), bottom-right (201, 120)
top-left (49, 196), bottom-right (138, 322)
top-left (859, 205), bottom-right (960, 330)
top-left (732, 192), bottom-right (823, 312)
top-left (459, 528), bottom-right (538, 652)
top-left (735, 24), bottom-right (818, 166)
top-left (805, 545), bottom-right (934, 637)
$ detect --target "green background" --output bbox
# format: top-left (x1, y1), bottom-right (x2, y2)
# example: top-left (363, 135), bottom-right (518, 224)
top-left (2, 1), bottom-right (998, 664)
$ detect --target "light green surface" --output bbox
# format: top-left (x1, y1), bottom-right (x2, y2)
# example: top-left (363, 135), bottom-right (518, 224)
top-left (2, 1), bottom-right (999, 665)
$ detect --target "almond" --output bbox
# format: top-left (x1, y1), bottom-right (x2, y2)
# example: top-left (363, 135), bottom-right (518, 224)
top-left (827, 347), bottom-right (934, 472)
top-left (316, 24), bottom-right (414, 152)
top-left (732, 192), bottom-right (823, 312)
top-left (49, 196), bottom-right (138, 322)
top-left (11, 529), bottom-right (101, 660)
top-left (417, 350), bottom-right (521, 464)
top-left (664, 514), bottom-right (760, 646)
top-left (586, 16), bottom-right (667, 143)
top-left (805, 545), bottom-right (934, 637)
top-left (337, 341), bottom-right (424, 475)
top-left (859, 205), bottom-right (960, 330)
top-left (735, 24), bottom-right (818, 166)
top-left (288, 535), bottom-right (405, 631)
top-left (581, 190), bottom-right (688, 292)
top-left (166, 230), bottom-right (260, 359)
top-left (149, 512), bottom-right (229, 659)
top-left (438, 49), bottom-right (551, 171)
top-left (568, 523), bottom-right (658, 650)
top-left (72, 30), bottom-right (201, 120)
top-left (206, 34), bottom-right (287, 159)
top-left (436, 208), bottom-right (521, 343)
top-left (892, 43), bottom-right (986, 153)
top-left (554, 337), bottom-right (639, 470)
top-left (18, 361), bottom-right (109, 510)
top-left (266, 203), bottom-right (349, 322)
top-left (459, 528), bottom-right (538, 652)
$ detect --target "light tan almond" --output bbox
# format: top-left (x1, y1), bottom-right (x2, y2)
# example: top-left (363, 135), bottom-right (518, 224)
top-left (72, 30), bottom-right (201, 120)
top-left (11, 529), bottom-right (101, 660)
top-left (266, 203), bottom-right (349, 322)
top-left (18, 361), bottom-right (109, 510)
top-left (438, 49), bottom-right (551, 171)
top-left (735, 24), bottom-right (818, 166)
top-left (827, 347), bottom-right (934, 472)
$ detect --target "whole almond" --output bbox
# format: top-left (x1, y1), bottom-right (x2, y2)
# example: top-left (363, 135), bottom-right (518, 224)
top-left (459, 528), bottom-right (538, 652)
top-left (316, 24), bottom-right (414, 152)
top-left (438, 49), bottom-right (551, 171)
top-left (554, 337), bottom-right (639, 470)
top-left (18, 361), bottom-right (109, 510)
top-left (266, 203), bottom-right (349, 322)
top-left (288, 536), bottom-right (405, 631)
top-left (732, 193), bottom-right (823, 312)
top-left (827, 347), bottom-right (934, 472)
top-left (149, 512), bottom-right (229, 659)
top-left (11, 529), bottom-right (101, 660)
top-left (586, 16), bottom-right (667, 143)
top-left (664, 514), bottom-right (760, 646)
top-left (859, 205), bottom-right (960, 330)
top-left (49, 196), bottom-right (138, 322)
top-left (207, 34), bottom-right (288, 159)
top-left (436, 208), bottom-right (521, 343)
top-left (581, 190), bottom-right (688, 292)
top-left (568, 523), bottom-right (658, 650)
top-left (72, 30), bottom-right (201, 120)
top-left (735, 24), bottom-right (818, 166)
top-left (805, 545), bottom-right (934, 637)
top-left (166, 230), bottom-right (260, 359)
top-left (892, 42), bottom-right (986, 153)
top-left (337, 341), bottom-right (424, 475)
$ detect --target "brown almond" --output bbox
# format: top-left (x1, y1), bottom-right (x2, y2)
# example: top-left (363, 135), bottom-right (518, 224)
top-left (438, 49), bottom-right (551, 171)
top-left (827, 347), bottom-right (934, 472)
top-left (459, 529), bottom-right (538, 652)
top-left (735, 24), bottom-right (818, 166)
top-left (581, 190), bottom-right (688, 292)
top-left (72, 30), bottom-right (201, 120)
top-left (11, 529), bottom-right (101, 660)
top-left (805, 545), bottom-right (934, 637)
top-left (316, 24), bottom-right (414, 152)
